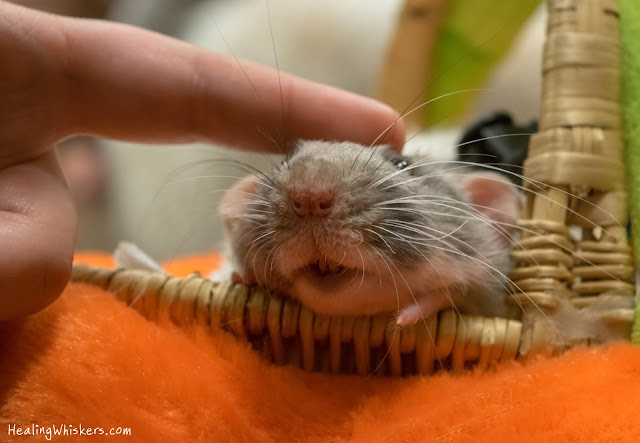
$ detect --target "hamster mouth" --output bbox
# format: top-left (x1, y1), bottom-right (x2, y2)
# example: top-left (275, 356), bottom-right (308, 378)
top-left (295, 259), bottom-right (360, 291)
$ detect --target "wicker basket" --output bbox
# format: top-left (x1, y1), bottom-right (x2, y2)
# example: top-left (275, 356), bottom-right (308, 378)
top-left (70, 0), bottom-right (635, 375)
top-left (507, 0), bottom-right (634, 339)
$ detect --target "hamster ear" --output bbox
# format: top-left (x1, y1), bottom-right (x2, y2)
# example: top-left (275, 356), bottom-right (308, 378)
top-left (460, 172), bottom-right (522, 231)
top-left (219, 175), bottom-right (257, 230)
top-left (219, 175), bottom-right (259, 287)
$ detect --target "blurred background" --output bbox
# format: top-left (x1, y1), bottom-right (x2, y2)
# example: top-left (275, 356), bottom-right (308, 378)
top-left (9, 0), bottom-right (545, 260)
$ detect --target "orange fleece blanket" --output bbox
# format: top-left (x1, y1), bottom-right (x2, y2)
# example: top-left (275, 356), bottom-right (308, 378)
top-left (2, 252), bottom-right (640, 441)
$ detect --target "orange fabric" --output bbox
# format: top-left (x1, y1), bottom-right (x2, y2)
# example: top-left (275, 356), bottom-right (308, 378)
top-left (2, 253), bottom-right (640, 441)
top-left (72, 251), bottom-right (224, 277)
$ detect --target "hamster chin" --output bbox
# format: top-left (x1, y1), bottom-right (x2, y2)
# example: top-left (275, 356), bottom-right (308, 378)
top-left (272, 245), bottom-right (460, 316)
top-left (289, 265), bottom-right (429, 316)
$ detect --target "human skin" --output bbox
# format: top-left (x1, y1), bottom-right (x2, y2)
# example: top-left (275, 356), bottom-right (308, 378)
top-left (0, 1), bottom-right (405, 321)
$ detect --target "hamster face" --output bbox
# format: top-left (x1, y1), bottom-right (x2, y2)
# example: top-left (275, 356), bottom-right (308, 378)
top-left (220, 140), bottom-right (519, 320)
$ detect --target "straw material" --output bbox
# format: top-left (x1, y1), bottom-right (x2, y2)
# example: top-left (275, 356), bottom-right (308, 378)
top-left (508, 0), bottom-right (635, 322)
top-left (72, 264), bottom-right (570, 376)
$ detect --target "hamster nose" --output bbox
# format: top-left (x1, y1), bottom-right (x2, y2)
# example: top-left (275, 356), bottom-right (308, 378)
top-left (289, 188), bottom-right (334, 217)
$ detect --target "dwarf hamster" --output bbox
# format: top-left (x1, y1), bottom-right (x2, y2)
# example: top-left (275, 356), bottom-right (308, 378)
top-left (219, 140), bottom-right (521, 325)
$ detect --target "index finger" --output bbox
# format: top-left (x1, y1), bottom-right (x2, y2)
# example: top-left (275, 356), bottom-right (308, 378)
top-left (47, 11), bottom-right (406, 151)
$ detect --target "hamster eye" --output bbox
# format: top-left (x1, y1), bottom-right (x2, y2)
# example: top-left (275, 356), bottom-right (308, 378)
top-left (389, 157), bottom-right (410, 171)
top-left (380, 149), bottom-right (413, 173)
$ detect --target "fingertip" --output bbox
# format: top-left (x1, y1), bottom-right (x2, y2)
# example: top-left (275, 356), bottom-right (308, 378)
top-left (34, 249), bottom-right (75, 315)
top-left (0, 153), bottom-right (77, 322)
top-left (385, 111), bottom-right (407, 152)
top-left (0, 244), bottom-right (74, 321)
top-left (367, 101), bottom-right (406, 152)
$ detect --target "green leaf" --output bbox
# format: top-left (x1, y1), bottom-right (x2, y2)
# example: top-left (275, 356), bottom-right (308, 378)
top-left (425, 0), bottom-right (541, 126)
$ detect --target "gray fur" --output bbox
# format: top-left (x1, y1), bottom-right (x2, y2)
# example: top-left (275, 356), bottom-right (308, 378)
top-left (227, 140), bottom-right (514, 318)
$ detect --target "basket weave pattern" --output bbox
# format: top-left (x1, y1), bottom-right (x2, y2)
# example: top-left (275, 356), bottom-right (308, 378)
top-left (508, 0), bottom-right (634, 344)
top-left (72, 265), bottom-right (527, 375)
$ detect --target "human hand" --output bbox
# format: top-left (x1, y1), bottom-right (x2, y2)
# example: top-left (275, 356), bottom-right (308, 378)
top-left (0, 2), bottom-right (405, 320)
